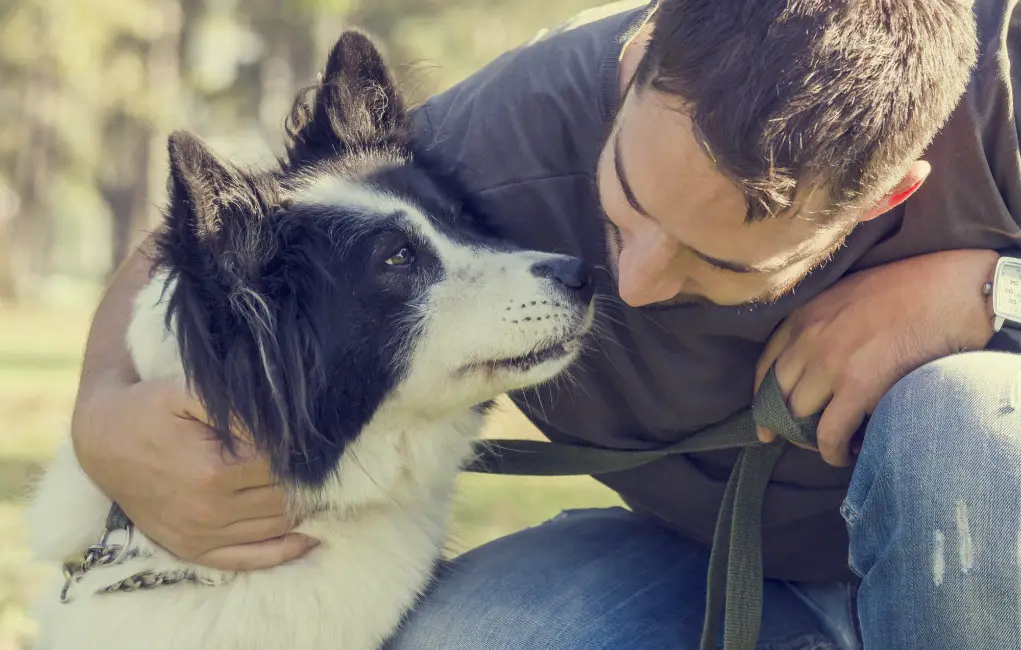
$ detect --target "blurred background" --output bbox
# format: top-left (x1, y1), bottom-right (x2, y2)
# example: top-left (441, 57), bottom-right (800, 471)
top-left (0, 0), bottom-right (625, 645)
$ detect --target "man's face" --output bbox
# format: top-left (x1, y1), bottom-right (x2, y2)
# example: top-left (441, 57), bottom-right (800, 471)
top-left (595, 84), bottom-right (848, 308)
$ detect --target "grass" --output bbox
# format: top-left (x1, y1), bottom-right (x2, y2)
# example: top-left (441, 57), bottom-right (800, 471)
top-left (0, 301), bottom-right (621, 648)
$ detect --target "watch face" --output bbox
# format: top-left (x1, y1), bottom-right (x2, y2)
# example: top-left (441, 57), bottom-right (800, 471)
top-left (994, 258), bottom-right (1021, 321)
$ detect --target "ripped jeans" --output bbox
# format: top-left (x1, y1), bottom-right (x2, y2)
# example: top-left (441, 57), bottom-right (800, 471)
top-left (385, 352), bottom-right (1021, 649)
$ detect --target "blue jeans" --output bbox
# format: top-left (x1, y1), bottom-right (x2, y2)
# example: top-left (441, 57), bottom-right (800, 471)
top-left (386, 352), bottom-right (1021, 649)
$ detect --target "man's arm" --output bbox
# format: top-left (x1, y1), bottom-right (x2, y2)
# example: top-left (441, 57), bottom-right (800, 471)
top-left (70, 239), bottom-right (317, 570)
top-left (71, 244), bottom-right (149, 448)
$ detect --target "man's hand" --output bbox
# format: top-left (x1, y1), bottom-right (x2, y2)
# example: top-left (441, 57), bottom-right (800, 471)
top-left (72, 377), bottom-right (318, 570)
top-left (755, 249), bottom-right (999, 467)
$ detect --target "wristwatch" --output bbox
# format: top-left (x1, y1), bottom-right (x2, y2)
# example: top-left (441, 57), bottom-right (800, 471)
top-left (991, 255), bottom-right (1021, 332)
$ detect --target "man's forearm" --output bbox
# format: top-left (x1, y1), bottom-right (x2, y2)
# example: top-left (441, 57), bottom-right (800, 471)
top-left (951, 248), bottom-right (999, 349)
top-left (75, 239), bottom-right (156, 405)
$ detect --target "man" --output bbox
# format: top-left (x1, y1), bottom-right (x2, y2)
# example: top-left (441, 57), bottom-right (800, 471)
top-left (69, 0), bottom-right (1021, 648)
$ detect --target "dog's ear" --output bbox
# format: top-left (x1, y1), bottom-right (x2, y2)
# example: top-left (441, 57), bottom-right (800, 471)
top-left (158, 131), bottom-right (291, 467)
top-left (285, 29), bottom-right (408, 166)
top-left (165, 130), bottom-right (275, 281)
top-left (168, 130), bottom-right (257, 243)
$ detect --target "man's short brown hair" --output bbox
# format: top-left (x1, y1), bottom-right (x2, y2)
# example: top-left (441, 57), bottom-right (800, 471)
top-left (635, 0), bottom-right (978, 222)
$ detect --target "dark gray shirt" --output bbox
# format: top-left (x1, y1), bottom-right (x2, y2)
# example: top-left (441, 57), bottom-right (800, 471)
top-left (410, 0), bottom-right (1021, 582)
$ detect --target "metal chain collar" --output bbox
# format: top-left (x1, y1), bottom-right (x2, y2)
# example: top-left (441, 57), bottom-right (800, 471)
top-left (96, 566), bottom-right (217, 595)
top-left (60, 523), bottom-right (214, 603)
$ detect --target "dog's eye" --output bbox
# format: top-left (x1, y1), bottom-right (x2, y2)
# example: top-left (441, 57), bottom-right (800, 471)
top-left (384, 245), bottom-right (415, 267)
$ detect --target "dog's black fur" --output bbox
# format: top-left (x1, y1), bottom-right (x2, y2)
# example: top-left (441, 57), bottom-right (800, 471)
top-left (151, 31), bottom-right (494, 486)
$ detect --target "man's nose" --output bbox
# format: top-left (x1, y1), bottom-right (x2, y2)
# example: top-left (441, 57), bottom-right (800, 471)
top-left (616, 245), bottom-right (685, 307)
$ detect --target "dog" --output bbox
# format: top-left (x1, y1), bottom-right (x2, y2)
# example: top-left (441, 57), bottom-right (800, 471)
top-left (26, 30), bottom-right (595, 650)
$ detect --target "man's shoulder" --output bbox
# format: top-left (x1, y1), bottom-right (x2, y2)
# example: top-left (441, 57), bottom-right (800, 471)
top-left (524, 0), bottom-right (652, 48)
top-left (409, 1), bottom-right (652, 195)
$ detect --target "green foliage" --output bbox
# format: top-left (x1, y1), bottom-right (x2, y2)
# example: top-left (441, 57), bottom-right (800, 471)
top-left (289, 0), bottom-right (359, 14)
top-left (0, 0), bottom-right (603, 296)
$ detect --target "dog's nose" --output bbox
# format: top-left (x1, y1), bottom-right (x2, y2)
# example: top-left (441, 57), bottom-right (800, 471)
top-left (530, 257), bottom-right (594, 302)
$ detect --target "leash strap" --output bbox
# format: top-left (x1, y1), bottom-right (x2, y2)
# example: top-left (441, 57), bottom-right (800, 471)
top-left (466, 363), bottom-right (820, 650)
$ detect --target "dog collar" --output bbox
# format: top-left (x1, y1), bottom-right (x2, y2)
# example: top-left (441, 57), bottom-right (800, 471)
top-left (60, 503), bottom-right (214, 603)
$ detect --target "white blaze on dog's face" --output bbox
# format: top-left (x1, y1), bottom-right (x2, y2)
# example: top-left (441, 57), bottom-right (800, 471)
top-left (294, 175), bottom-right (595, 415)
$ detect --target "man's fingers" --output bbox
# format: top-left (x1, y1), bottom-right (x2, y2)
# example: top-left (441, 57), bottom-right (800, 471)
top-left (157, 510), bottom-right (300, 564)
top-left (210, 513), bottom-right (298, 547)
top-left (772, 340), bottom-right (810, 403)
top-left (228, 485), bottom-right (289, 521)
top-left (192, 534), bottom-right (320, 571)
top-left (755, 320), bottom-right (798, 443)
top-left (755, 319), bottom-right (794, 391)
top-left (217, 445), bottom-right (277, 490)
top-left (760, 358), bottom-right (833, 449)
top-left (816, 394), bottom-right (866, 467)
top-left (786, 362), bottom-right (833, 421)
top-left (756, 426), bottom-right (778, 444)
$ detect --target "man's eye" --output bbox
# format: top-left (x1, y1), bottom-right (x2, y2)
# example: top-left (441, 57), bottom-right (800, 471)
top-left (385, 246), bottom-right (415, 267)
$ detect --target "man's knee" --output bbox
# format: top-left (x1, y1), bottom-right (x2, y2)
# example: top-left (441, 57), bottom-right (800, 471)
top-left (846, 352), bottom-right (1021, 647)
top-left (845, 351), bottom-right (1021, 532)
top-left (864, 351), bottom-right (1021, 469)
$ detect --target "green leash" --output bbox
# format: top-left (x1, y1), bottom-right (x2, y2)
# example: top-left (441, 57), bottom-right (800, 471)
top-left (465, 362), bottom-right (820, 650)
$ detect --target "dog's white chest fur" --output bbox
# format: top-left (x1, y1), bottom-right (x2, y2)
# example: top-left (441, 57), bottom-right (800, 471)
top-left (26, 277), bottom-right (484, 650)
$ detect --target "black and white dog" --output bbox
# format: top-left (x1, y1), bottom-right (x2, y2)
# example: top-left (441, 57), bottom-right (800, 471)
top-left (27, 31), bottom-right (594, 650)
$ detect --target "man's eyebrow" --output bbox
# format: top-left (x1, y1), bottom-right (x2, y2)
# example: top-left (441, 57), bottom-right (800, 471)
top-left (612, 127), bottom-right (784, 275)
top-left (613, 129), bottom-right (652, 218)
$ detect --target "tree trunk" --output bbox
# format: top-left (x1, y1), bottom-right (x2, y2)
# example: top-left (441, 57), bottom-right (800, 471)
top-left (99, 110), bottom-right (154, 275)
top-left (2, 71), bottom-right (55, 303)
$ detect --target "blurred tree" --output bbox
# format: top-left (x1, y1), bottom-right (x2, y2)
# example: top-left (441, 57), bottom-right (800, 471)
top-left (0, 0), bottom-right (599, 305)
top-left (0, 0), bottom-right (178, 297)
top-left (342, 0), bottom-right (603, 103)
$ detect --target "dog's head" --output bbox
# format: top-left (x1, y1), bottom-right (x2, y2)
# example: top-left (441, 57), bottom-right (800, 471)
top-left (141, 31), bottom-right (594, 487)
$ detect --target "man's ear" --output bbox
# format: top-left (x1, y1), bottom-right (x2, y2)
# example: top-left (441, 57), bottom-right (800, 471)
top-left (858, 160), bottom-right (932, 222)
top-left (284, 29), bottom-right (408, 167)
